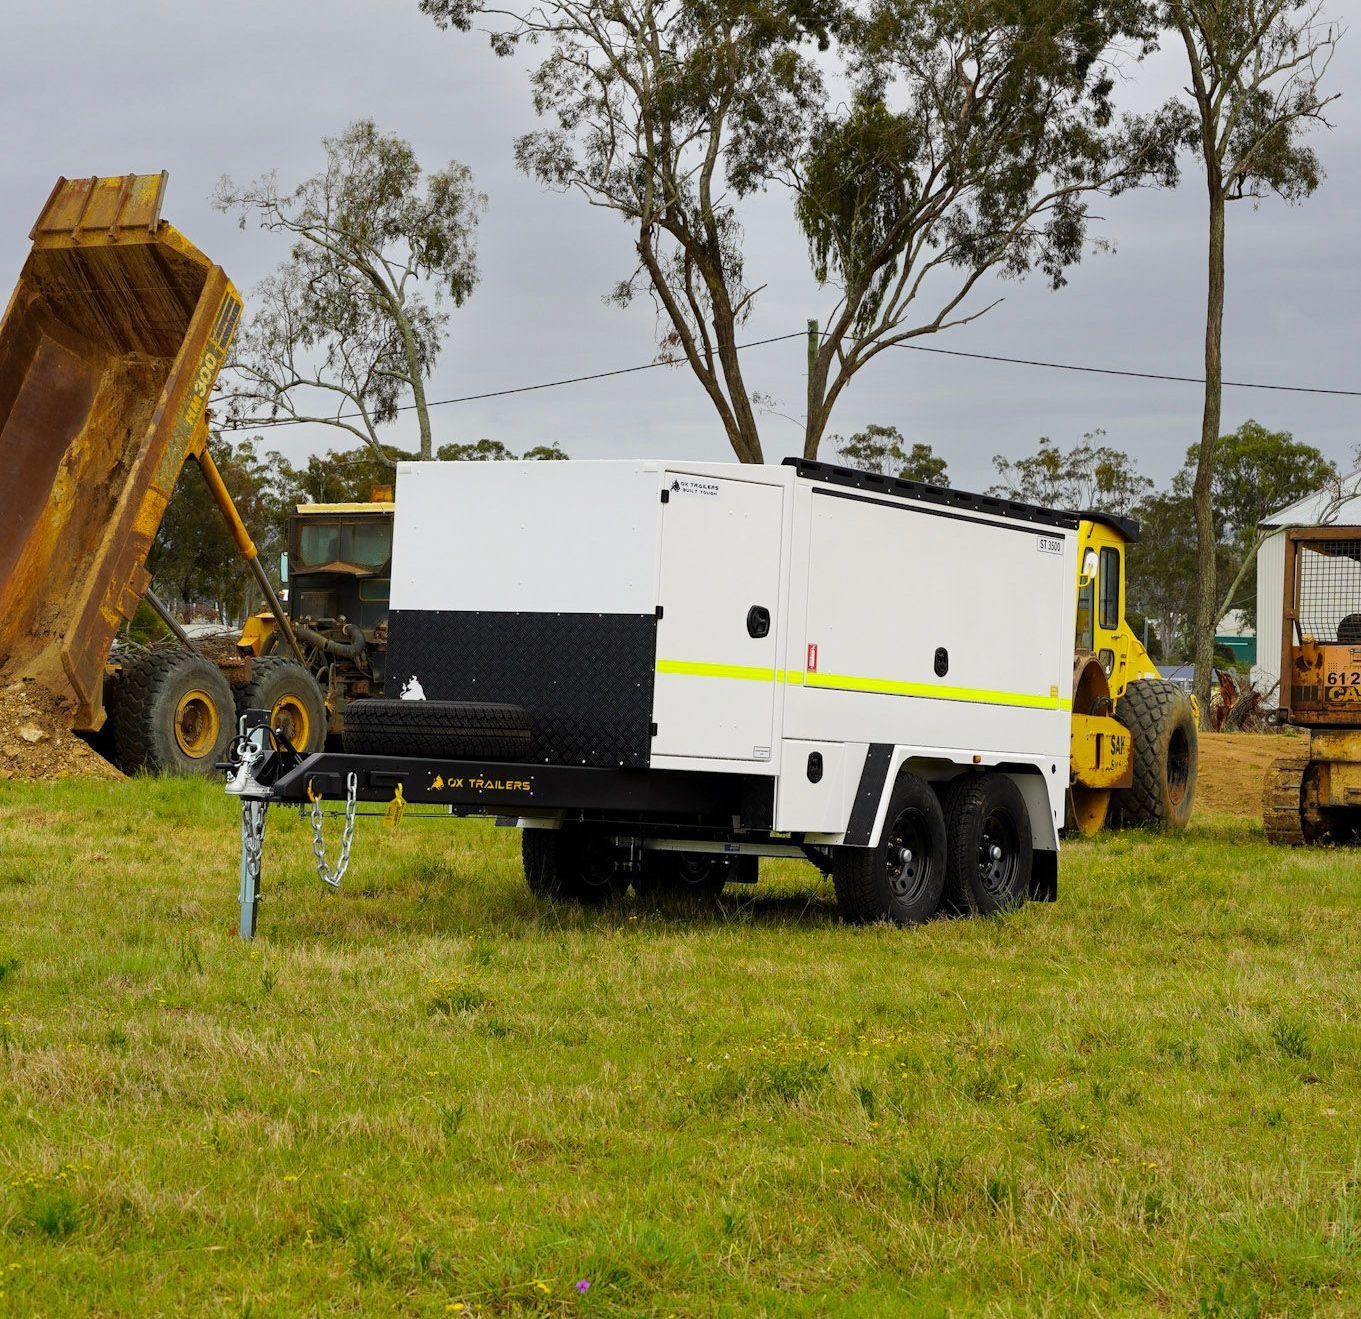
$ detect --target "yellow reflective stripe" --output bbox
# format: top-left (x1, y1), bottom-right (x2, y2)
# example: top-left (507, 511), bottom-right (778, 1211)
top-left (804, 670), bottom-right (1069, 710)
top-left (657, 657), bottom-right (1072, 711)
top-left (656, 658), bottom-right (779, 682)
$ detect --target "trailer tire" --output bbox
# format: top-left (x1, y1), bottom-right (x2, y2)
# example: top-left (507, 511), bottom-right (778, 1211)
top-left (522, 827), bottom-right (624, 905)
top-left (236, 658), bottom-right (327, 753)
top-left (633, 851), bottom-right (732, 902)
top-left (943, 772), bottom-right (1032, 916)
top-left (832, 772), bottom-right (947, 926)
top-left (1113, 679), bottom-right (1197, 831)
top-left (110, 649), bottom-right (236, 776)
top-left (343, 699), bottom-right (531, 761)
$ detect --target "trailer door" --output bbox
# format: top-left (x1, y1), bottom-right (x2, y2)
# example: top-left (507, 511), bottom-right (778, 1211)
top-left (652, 474), bottom-right (783, 762)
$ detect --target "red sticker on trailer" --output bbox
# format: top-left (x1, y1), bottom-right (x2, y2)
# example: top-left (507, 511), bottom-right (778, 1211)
top-left (807, 643), bottom-right (818, 673)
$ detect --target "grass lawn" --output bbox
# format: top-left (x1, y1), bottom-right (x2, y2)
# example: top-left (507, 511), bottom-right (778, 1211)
top-left (0, 776), bottom-right (1357, 1316)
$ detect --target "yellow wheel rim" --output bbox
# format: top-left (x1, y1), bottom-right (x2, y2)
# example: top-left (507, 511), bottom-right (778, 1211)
top-left (271, 693), bottom-right (312, 751)
top-left (174, 689), bottom-right (220, 758)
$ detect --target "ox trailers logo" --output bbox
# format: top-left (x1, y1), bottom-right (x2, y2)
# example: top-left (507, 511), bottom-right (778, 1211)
top-left (670, 478), bottom-right (719, 498)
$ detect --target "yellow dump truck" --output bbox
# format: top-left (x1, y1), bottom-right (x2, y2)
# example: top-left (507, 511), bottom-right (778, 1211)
top-left (0, 173), bottom-right (304, 774)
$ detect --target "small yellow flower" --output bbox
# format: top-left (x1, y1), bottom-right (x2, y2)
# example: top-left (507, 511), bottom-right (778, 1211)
top-left (534, 1280), bottom-right (550, 1293)
top-left (446, 1304), bottom-right (465, 1313)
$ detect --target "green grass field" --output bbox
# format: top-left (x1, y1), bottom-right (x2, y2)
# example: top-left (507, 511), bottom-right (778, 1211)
top-left (0, 777), bottom-right (1357, 1317)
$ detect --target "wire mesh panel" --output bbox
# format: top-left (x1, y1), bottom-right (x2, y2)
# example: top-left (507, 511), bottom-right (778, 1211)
top-left (1296, 540), bottom-right (1361, 643)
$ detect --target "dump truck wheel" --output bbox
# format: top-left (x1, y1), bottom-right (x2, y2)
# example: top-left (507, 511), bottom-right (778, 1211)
top-left (832, 772), bottom-right (946, 926)
top-left (521, 827), bottom-right (624, 905)
top-left (236, 658), bottom-right (327, 753)
top-left (1113, 680), bottom-right (1197, 831)
top-left (343, 699), bottom-right (531, 761)
top-left (110, 649), bottom-right (235, 776)
top-left (943, 772), bottom-right (1033, 916)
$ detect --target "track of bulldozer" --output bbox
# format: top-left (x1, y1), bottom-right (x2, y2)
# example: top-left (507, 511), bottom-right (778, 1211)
top-left (1263, 753), bottom-right (1310, 846)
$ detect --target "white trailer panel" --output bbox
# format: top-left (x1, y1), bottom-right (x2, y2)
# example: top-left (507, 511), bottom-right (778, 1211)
top-left (385, 457), bottom-right (1076, 850)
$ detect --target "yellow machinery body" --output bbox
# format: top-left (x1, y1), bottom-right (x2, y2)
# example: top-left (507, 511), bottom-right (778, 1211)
top-left (1264, 526), bottom-right (1361, 844)
top-left (1065, 515), bottom-right (1163, 834)
top-left (0, 175), bottom-right (246, 731)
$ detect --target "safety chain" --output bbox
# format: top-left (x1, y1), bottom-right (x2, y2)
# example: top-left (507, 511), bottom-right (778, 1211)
top-left (310, 772), bottom-right (358, 889)
top-left (241, 800), bottom-right (267, 880)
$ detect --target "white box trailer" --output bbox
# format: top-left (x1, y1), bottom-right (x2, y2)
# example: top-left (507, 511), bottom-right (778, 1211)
top-left (228, 458), bottom-right (1079, 934)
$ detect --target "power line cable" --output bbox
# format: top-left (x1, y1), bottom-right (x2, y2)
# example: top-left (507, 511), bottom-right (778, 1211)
top-left (890, 341), bottom-right (1361, 397)
top-left (227, 328), bottom-right (1361, 432)
top-left (227, 331), bottom-right (807, 430)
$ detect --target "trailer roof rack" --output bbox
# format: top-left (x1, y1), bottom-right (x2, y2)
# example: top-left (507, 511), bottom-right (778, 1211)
top-left (782, 458), bottom-right (1081, 532)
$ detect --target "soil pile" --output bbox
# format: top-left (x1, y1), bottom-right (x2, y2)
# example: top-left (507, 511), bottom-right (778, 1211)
top-left (1196, 731), bottom-right (1300, 817)
top-left (0, 681), bottom-right (122, 781)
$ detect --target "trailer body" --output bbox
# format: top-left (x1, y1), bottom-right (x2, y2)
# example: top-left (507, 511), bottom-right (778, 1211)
top-left (334, 459), bottom-right (1075, 846)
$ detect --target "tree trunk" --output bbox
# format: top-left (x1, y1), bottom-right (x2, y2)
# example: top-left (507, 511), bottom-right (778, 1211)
top-left (1190, 185), bottom-right (1226, 728)
top-left (394, 314), bottom-right (434, 460)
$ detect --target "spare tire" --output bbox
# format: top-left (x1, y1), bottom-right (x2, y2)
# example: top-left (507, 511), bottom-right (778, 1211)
top-left (342, 699), bottom-right (531, 761)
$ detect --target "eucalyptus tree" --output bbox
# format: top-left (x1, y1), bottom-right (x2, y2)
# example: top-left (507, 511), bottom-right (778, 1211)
top-left (216, 119), bottom-right (485, 464)
top-left (1160, 0), bottom-right (1343, 719)
top-left (834, 423), bottom-right (949, 484)
top-left (422, 0), bottom-right (1176, 462)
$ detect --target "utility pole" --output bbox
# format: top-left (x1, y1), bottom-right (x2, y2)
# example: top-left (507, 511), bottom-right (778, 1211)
top-left (805, 319), bottom-right (819, 457)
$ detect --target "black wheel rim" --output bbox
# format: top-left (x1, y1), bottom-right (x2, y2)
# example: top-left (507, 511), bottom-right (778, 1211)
top-left (886, 808), bottom-right (933, 903)
top-left (674, 853), bottom-right (724, 887)
top-left (1166, 727), bottom-right (1191, 805)
top-left (977, 809), bottom-right (1020, 897)
top-left (571, 831), bottom-right (618, 893)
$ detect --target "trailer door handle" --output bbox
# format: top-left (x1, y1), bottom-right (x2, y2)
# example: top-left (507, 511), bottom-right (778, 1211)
top-left (747, 605), bottom-right (771, 639)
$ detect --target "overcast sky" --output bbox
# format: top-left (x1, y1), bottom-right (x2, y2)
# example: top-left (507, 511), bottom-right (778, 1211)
top-left (2, 0), bottom-right (1356, 493)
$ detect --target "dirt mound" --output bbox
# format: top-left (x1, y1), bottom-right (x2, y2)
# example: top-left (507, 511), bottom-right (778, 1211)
top-left (0, 681), bottom-right (122, 782)
top-left (1195, 731), bottom-right (1301, 817)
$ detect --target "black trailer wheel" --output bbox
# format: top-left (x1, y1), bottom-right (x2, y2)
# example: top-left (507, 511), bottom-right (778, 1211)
top-left (832, 772), bottom-right (947, 926)
top-left (633, 851), bottom-right (734, 901)
top-left (522, 826), bottom-right (625, 905)
top-left (943, 773), bottom-right (1033, 916)
top-left (236, 657), bottom-right (327, 753)
top-left (110, 649), bottom-right (236, 776)
top-left (1113, 679), bottom-right (1197, 831)
top-left (343, 698), bottom-right (531, 761)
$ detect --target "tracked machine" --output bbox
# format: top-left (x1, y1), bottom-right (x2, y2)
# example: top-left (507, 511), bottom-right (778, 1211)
top-left (1264, 527), bottom-right (1361, 844)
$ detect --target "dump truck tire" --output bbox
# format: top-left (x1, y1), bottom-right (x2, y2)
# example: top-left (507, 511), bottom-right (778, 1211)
top-left (943, 772), bottom-right (1033, 916)
top-left (522, 827), bottom-right (624, 905)
top-left (342, 699), bottom-right (531, 761)
top-left (1113, 680), bottom-right (1197, 831)
top-left (110, 649), bottom-right (236, 776)
top-left (832, 772), bottom-right (947, 926)
top-left (236, 658), bottom-right (327, 754)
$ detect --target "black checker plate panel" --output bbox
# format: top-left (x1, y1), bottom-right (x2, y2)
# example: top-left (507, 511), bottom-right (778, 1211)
top-left (386, 610), bottom-right (656, 768)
